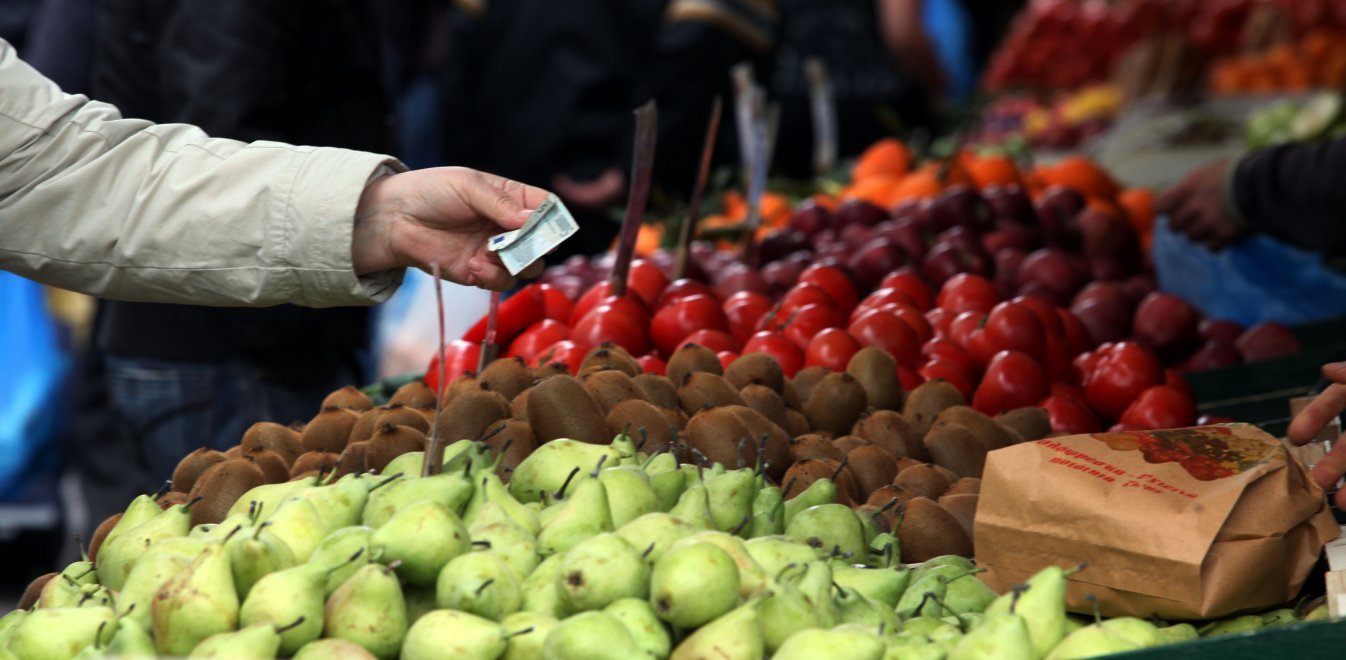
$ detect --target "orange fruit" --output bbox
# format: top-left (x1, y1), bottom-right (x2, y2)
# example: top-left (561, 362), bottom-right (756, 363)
top-left (965, 153), bottom-right (1022, 189)
top-left (853, 138), bottom-right (912, 182)
top-left (761, 192), bottom-right (792, 228)
top-left (1117, 188), bottom-right (1155, 236)
top-left (1034, 156), bottom-right (1120, 200)
top-left (722, 191), bottom-right (747, 220)
top-left (635, 223), bottom-right (662, 257)
top-left (889, 170), bottom-right (944, 205)
top-left (810, 192), bottom-right (840, 212)
top-left (841, 176), bottom-right (903, 209)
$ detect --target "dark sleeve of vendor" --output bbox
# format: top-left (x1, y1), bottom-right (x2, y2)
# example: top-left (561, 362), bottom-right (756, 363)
top-left (1230, 136), bottom-right (1346, 256)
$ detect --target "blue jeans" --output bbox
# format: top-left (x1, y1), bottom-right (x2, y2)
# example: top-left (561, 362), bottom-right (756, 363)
top-left (105, 357), bottom-right (363, 491)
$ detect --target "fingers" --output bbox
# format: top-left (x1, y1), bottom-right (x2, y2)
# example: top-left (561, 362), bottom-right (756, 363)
top-left (465, 254), bottom-right (517, 292)
top-left (462, 169), bottom-right (552, 230)
top-left (1155, 179), bottom-right (1190, 216)
top-left (1309, 433), bottom-right (1346, 492)
top-left (1287, 380), bottom-right (1346, 444)
top-left (519, 259), bottom-right (546, 281)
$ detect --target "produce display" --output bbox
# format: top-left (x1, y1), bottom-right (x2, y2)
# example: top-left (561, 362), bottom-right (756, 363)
top-left (975, 86), bottom-right (1123, 150)
top-left (1245, 91), bottom-right (1345, 148)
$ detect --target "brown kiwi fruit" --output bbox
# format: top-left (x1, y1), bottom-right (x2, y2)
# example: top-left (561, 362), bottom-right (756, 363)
top-left (158, 491), bottom-right (189, 508)
top-left (480, 419), bottom-right (538, 479)
top-left (724, 352), bottom-right (785, 394)
top-left (896, 497), bottom-right (973, 563)
top-left (88, 513), bottom-right (121, 561)
top-left (246, 448), bottom-right (291, 484)
top-left (891, 463), bottom-right (952, 500)
top-left (188, 458), bottom-right (267, 526)
top-left (533, 361), bottom-right (571, 380)
top-left (478, 356), bottom-right (538, 400)
top-left (301, 407), bottom-right (360, 454)
top-left (389, 381), bottom-right (437, 409)
top-left (171, 448), bottom-right (228, 493)
top-left (938, 493), bottom-right (979, 542)
top-left (606, 399), bottom-right (677, 454)
top-left (510, 387), bottom-right (532, 421)
top-left (739, 384), bottom-right (790, 431)
top-left (633, 373), bottom-right (680, 410)
top-left (665, 343), bottom-right (723, 386)
top-left (348, 407), bottom-right (383, 444)
top-left (902, 380), bottom-right (967, 438)
top-left (846, 444), bottom-right (899, 497)
top-left (784, 409), bottom-right (811, 436)
top-left (831, 435), bottom-right (870, 454)
top-left (435, 387), bottom-right (511, 444)
top-left (526, 375), bottom-right (610, 444)
top-left (17, 572), bottom-right (56, 610)
top-left (579, 343), bottom-right (642, 377)
top-left (781, 378), bottom-right (803, 410)
top-left (376, 404), bottom-right (431, 434)
top-left (582, 369), bottom-right (645, 413)
top-left (224, 445), bottom-right (244, 459)
top-left (995, 406), bottom-right (1051, 443)
top-left (683, 407), bottom-right (758, 470)
top-left (290, 451), bottom-right (341, 480)
top-left (933, 406), bottom-right (1014, 451)
top-left (803, 372), bottom-right (868, 436)
top-left (851, 410), bottom-right (927, 461)
top-left (930, 464), bottom-right (960, 485)
top-left (791, 366), bottom-right (830, 404)
top-left (721, 405), bottom-right (792, 480)
top-left (365, 424), bottom-right (429, 473)
top-left (894, 456), bottom-right (925, 474)
top-left (442, 373), bottom-right (482, 407)
top-left (240, 422), bottom-right (303, 465)
top-left (336, 441), bottom-right (369, 477)
top-left (866, 485), bottom-right (916, 509)
top-left (922, 423), bottom-right (988, 479)
top-left (321, 385), bottom-right (374, 411)
top-left (945, 477), bottom-right (981, 496)
top-left (788, 434), bottom-right (845, 463)
top-left (845, 347), bottom-right (904, 411)
top-left (779, 458), bottom-right (862, 505)
top-left (677, 372), bottom-right (746, 414)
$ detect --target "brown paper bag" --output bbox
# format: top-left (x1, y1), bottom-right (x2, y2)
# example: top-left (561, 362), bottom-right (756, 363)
top-left (975, 423), bottom-right (1340, 620)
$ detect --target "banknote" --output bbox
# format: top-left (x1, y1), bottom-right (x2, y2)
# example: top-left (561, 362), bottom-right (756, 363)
top-left (488, 194), bottom-right (579, 276)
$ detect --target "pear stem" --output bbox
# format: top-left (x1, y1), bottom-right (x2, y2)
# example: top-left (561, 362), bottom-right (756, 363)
top-left (636, 427), bottom-right (649, 452)
top-left (755, 433), bottom-right (769, 476)
top-left (475, 579), bottom-right (495, 596)
top-left (151, 480), bottom-right (172, 501)
top-left (782, 477), bottom-right (798, 498)
top-left (344, 548), bottom-right (366, 566)
top-left (481, 424), bottom-right (507, 444)
top-left (642, 543), bottom-right (656, 559)
top-left (223, 524), bottom-right (245, 542)
top-left (830, 455), bottom-right (849, 482)
top-left (730, 514), bottom-right (751, 537)
top-left (554, 467), bottom-right (582, 500)
top-left (1065, 562), bottom-right (1089, 577)
top-left (183, 495), bottom-right (206, 511)
top-left (74, 533), bottom-right (87, 562)
top-left (473, 540), bottom-right (494, 549)
top-left (120, 602), bottom-right (137, 618)
top-left (505, 626), bottom-right (536, 639)
top-left (590, 454), bottom-right (609, 478)
top-left (736, 436), bottom-right (749, 470)
top-left (1086, 594), bottom-right (1102, 624)
top-left (1009, 584), bottom-right (1028, 615)
top-left (276, 617), bottom-right (307, 634)
top-left (370, 473), bottom-right (402, 492)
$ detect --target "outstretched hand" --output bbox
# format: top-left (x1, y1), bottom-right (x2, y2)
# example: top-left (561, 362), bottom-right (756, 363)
top-left (1287, 361), bottom-right (1346, 508)
top-left (352, 167), bottom-right (551, 291)
top-left (1155, 159), bottom-right (1245, 252)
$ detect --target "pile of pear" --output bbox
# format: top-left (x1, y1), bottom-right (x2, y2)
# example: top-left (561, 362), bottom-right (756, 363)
top-left (4, 431), bottom-right (1328, 660)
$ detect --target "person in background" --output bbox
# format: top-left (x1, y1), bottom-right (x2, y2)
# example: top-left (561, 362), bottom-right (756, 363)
top-left (770, 0), bottom-right (948, 179)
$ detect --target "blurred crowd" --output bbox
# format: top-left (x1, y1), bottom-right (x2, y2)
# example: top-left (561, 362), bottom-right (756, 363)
top-left (0, 0), bottom-right (1020, 577)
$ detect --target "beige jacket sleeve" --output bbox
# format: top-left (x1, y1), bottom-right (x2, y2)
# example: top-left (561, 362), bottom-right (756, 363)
top-left (0, 39), bottom-right (407, 307)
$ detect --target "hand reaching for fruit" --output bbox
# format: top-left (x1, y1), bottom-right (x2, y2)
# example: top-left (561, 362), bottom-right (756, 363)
top-left (1156, 159), bottom-right (1247, 252)
top-left (352, 167), bottom-right (551, 291)
top-left (1287, 361), bottom-right (1346, 508)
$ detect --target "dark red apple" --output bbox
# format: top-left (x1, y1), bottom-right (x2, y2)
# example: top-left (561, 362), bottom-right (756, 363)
top-left (1235, 322), bottom-right (1301, 363)
top-left (982, 224), bottom-right (1042, 254)
top-left (1017, 248), bottom-right (1087, 303)
top-left (1122, 274), bottom-right (1157, 304)
top-left (788, 201), bottom-right (832, 237)
top-left (1132, 292), bottom-right (1200, 362)
top-left (1180, 341), bottom-right (1242, 372)
top-left (757, 229), bottom-right (811, 265)
top-left (984, 184), bottom-right (1036, 225)
top-left (712, 262), bottom-right (772, 300)
top-left (927, 185), bottom-right (994, 232)
top-left (1070, 293), bottom-right (1133, 346)
top-left (762, 259), bottom-right (805, 293)
top-left (1033, 185), bottom-right (1085, 248)
top-left (922, 242), bottom-right (991, 287)
top-left (833, 199), bottom-right (888, 231)
top-left (1076, 208), bottom-right (1141, 280)
top-left (876, 218), bottom-right (929, 263)
top-left (840, 223), bottom-right (877, 251)
top-left (1198, 318), bottom-right (1244, 345)
top-left (848, 239), bottom-right (910, 291)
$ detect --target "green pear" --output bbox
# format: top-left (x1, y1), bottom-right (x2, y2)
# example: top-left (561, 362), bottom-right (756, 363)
top-left (649, 541), bottom-right (740, 629)
top-left (187, 620), bottom-right (299, 658)
top-left (37, 567), bottom-right (96, 609)
top-left (942, 571), bottom-right (997, 615)
top-left (1101, 617), bottom-right (1161, 647)
top-left (1200, 614), bottom-right (1264, 638)
top-left (783, 478), bottom-right (836, 526)
top-left (240, 554), bottom-right (351, 655)
top-left (1045, 623), bottom-right (1145, 659)
top-left (785, 503), bottom-right (867, 559)
top-left (101, 617), bottom-right (157, 659)
top-left (509, 439), bottom-right (622, 503)
top-left (542, 610), bottom-right (644, 660)
top-left (616, 512), bottom-right (698, 564)
top-left (796, 561), bottom-right (840, 627)
top-left (465, 472), bottom-right (540, 535)
top-left (895, 574), bottom-right (950, 620)
top-left (1064, 614), bottom-right (1091, 634)
top-left (672, 530), bottom-right (769, 600)
top-left (98, 493), bottom-right (164, 556)
top-left (867, 532), bottom-right (901, 569)
top-left (774, 627), bottom-right (885, 660)
top-left (0, 610), bottom-right (27, 648)
top-left (152, 543), bottom-right (238, 656)
top-left (743, 536), bottom-right (824, 576)
top-left (436, 551), bottom-right (522, 621)
top-left (557, 533), bottom-right (650, 612)
top-left (833, 564), bottom-right (910, 607)
top-left (404, 584), bottom-right (438, 625)
top-left (837, 586), bottom-right (900, 630)
top-left (597, 465), bottom-right (660, 527)
top-left (1157, 623), bottom-right (1199, 644)
top-left (950, 611), bottom-right (1034, 659)
top-left (538, 474), bottom-right (613, 554)
top-left (309, 526), bottom-right (375, 596)
top-left (521, 554), bottom-right (571, 618)
top-left (293, 637), bottom-right (378, 659)
top-left (603, 598), bottom-right (670, 659)
top-left (74, 583), bottom-right (116, 609)
top-left (362, 470), bottom-right (474, 528)
top-left (985, 564), bottom-right (1071, 655)
top-left (190, 509), bottom-right (252, 541)
top-left (468, 504), bottom-right (540, 581)
top-left (704, 469), bottom-right (756, 534)
top-left (266, 497), bottom-right (331, 562)
top-left (749, 485), bottom-right (785, 537)
top-left (227, 523), bottom-right (297, 598)
top-left (643, 453), bottom-right (684, 510)
top-left (758, 571), bottom-right (822, 653)
top-left (116, 552), bottom-right (193, 629)
top-left (911, 555), bottom-right (976, 581)
top-left (666, 480), bottom-right (715, 529)
top-left (669, 602), bottom-right (763, 660)
top-left (1262, 608), bottom-right (1298, 628)
top-left (371, 500), bottom-right (469, 586)
top-left (97, 502), bottom-right (194, 590)
top-left (324, 562), bottom-right (408, 660)
top-left (284, 473), bottom-right (372, 531)
top-left (381, 450), bottom-right (427, 477)
top-left (883, 640), bottom-right (945, 660)
top-left (902, 616), bottom-right (962, 641)
top-left (8, 607), bottom-right (115, 660)
top-left (227, 477), bottom-right (320, 522)
top-left (402, 609), bottom-right (508, 659)
top-left (501, 611), bottom-right (558, 660)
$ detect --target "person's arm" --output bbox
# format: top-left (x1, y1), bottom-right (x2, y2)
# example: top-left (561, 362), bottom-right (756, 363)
top-left (877, 0), bottom-right (946, 104)
top-left (1231, 136), bottom-right (1346, 255)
